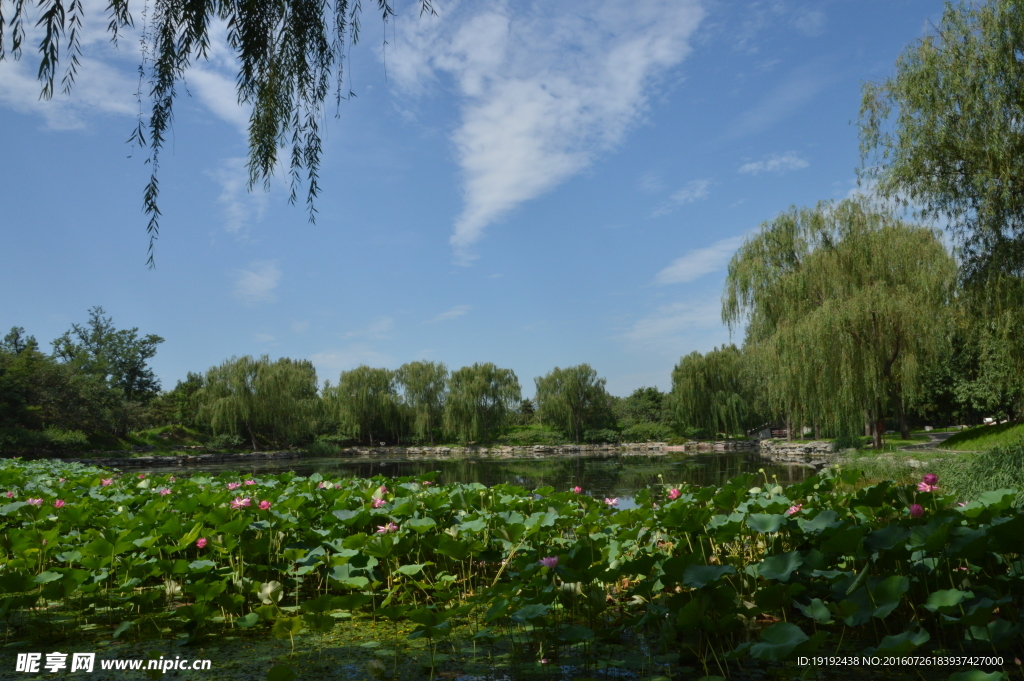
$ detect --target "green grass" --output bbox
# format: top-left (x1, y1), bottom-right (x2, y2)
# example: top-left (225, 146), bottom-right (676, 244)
top-left (941, 422), bottom-right (1024, 450)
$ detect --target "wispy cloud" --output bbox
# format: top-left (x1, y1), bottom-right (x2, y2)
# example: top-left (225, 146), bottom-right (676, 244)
top-left (726, 63), bottom-right (832, 139)
top-left (391, 0), bottom-right (705, 262)
top-left (343, 317), bottom-right (395, 340)
top-left (738, 152), bottom-right (809, 175)
top-left (206, 158), bottom-right (269, 235)
top-left (638, 171), bottom-right (664, 195)
top-left (655, 235), bottom-right (745, 285)
top-left (427, 305), bottom-right (471, 323)
top-left (622, 298), bottom-right (727, 352)
top-left (232, 261), bottom-right (281, 305)
top-left (652, 179), bottom-right (711, 217)
top-left (254, 332), bottom-right (275, 343)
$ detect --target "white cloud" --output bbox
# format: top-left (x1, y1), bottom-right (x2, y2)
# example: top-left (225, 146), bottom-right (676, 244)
top-left (622, 298), bottom-right (728, 352)
top-left (738, 152), bottom-right (809, 175)
top-left (655, 235), bottom-right (745, 285)
top-left (232, 261), bottom-right (281, 305)
top-left (793, 8), bottom-right (826, 36)
top-left (343, 317), bottom-right (395, 340)
top-left (254, 332), bottom-right (276, 343)
top-left (390, 0), bottom-right (705, 262)
top-left (428, 305), bottom-right (471, 323)
top-left (311, 346), bottom-right (395, 376)
top-left (652, 179), bottom-right (711, 217)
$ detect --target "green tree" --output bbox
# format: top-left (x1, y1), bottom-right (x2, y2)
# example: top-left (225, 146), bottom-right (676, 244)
top-left (444, 363), bottom-right (521, 444)
top-left (197, 356), bottom-right (319, 449)
top-left (53, 307), bottom-right (164, 404)
top-left (326, 365), bottom-right (402, 446)
top-left (0, 0), bottom-right (434, 265)
top-left (859, 0), bottom-right (1024, 292)
top-left (534, 364), bottom-right (612, 443)
top-left (722, 198), bottom-right (957, 446)
top-left (395, 361), bottom-right (448, 445)
top-left (666, 346), bottom-right (751, 438)
top-left (146, 371), bottom-right (204, 428)
top-left (615, 387), bottom-right (667, 428)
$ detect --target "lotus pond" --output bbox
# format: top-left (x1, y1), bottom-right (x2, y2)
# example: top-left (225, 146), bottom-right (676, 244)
top-left (0, 458), bottom-right (1020, 681)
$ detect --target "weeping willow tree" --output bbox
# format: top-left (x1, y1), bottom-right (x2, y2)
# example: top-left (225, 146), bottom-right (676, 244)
top-left (0, 0), bottom-right (434, 266)
top-left (722, 197), bottom-right (958, 447)
top-left (324, 365), bottom-right (403, 446)
top-left (444, 363), bottom-right (521, 444)
top-left (534, 364), bottom-right (612, 443)
top-left (666, 345), bottom-right (751, 438)
top-left (395, 361), bottom-right (448, 445)
top-left (197, 355), bottom-right (319, 449)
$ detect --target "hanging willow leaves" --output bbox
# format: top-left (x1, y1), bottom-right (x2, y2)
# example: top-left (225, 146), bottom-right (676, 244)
top-left (0, 0), bottom-right (435, 267)
top-left (722, 197), bottom-right (957, 446)
top-left (666, 345), bottom-right (752, 438)
top-left (197, 355), bottom-right (319, 449)
top-left (534, 364), bottom-right (612, 443)
top-left (395, 361), bottom-right (447, 445)
top-left (859, 0), bottom-right (1024, 296)
top-left (444, 363), bottom-right (520, 444)
top-left (325, 365), bottom-right (402, 446)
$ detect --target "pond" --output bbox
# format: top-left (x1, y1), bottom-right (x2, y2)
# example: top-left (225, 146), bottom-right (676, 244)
top-left (137, 451), bottom-right (813, 507)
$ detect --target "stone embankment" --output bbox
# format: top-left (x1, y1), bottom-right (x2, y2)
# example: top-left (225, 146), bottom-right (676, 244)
top-left (12, 440), bottom-right (836, 469)
top-left (45, 442), bottom-right (668, 468)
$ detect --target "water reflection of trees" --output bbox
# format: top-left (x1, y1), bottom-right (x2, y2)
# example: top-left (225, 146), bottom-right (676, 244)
top-left (158, 453), bottom-right (811, 496)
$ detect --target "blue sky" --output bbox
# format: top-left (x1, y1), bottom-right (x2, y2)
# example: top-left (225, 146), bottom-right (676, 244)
top-left (0, 0), bottom-right (944, 397)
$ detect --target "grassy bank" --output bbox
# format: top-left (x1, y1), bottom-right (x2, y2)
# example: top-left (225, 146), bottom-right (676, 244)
top-left (942, 422), bottom-right (1024, 451)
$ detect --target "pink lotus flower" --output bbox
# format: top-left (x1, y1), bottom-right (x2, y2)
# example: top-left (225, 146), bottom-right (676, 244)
top-left (196, 537), bottom-right (207, 549)
top-left (652, 502), bottom-right (659, 509)
top-left (230, 497), bottom-right (252, 509)
top-left (916, 481), bottom-right (939, 492)
top-left (372, 498), bottom-right (386, 508)
top-left (539, 556), bottom-right (558, 568)
top-left (922, 473), bottom-right (938, 486)
top-left (376, 522), bottom-right (399, 534)
top-left (379, 485), bottom-right (388, 494)
top-left (787, 504), bottom-right (803, 515)
top-left (53, 499), bottom-right (65, 509)
top-left (100, 478), bottom-right (113, 487)
top-left (259, 500), bottom-right (272, 510)
top-left (668, 488), bottom-right (681, 500)
top-left (422, 481), bottom-right (433, 486)
top-left (168, 476), bottom-right (176, 483)
top-left (4, 491), bottom-right (13, 498)
top-left (158, 488), bottom-right (172, 496)
top-left (244, 479), bottom-right (256, 486)
top-left (604, 497), bottom-right (619, 507)
top-left (227, 482), bottom-right (241, 491)
top-left (317, 481), bottom-right (326, 488)
top-left (572, 486), bottom-right (582, 494)
top-left (957, 501), bottom-right (967, 507)
top-left (909, 504), bottom-right (924, 518)
top-left (58, 478), bottom-right (65, 483)
top-left (540, 659), bottom-right (549, 665)
top-left (26, 498), bottom-right (43, 507)
top-left (138, 474), bottom-right (146, 480)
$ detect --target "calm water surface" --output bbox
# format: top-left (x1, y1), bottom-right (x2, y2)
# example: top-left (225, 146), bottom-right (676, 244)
top-left (141, 452), bottom-right (813, 506)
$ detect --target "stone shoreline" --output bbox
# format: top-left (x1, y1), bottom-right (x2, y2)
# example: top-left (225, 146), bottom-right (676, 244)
top-left (5, 439), bottom-right (840, 469)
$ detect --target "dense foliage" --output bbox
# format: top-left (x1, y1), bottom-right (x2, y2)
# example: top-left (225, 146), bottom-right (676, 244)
top-left (0, 459), bottom-right (1019, 676)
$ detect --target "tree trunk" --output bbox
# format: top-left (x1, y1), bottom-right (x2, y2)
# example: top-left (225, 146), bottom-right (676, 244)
top-left (897, 399), bottom-right (910, 440)
top-left (874, 417), bottom-right (885, 449)
top-left (786, 417), bottom-right (792, 443)
top-left (864, 411), bottom-right (872, 438)
top-left (814, 419), bottom-right (820, 440)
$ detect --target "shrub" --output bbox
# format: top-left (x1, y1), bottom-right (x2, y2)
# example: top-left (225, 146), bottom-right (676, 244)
top-left (582, 428), bottom-right (620, 444)
top-left (206, 433), bottom-right (244, 451)
top-left (0, 427), bottom-right (89, 452)
top-left (832, 433), bottom-right (866, 452)
top-left (620, 422), bottom-right (674, 442)
top-left (306, 439), bottom-right (342, 457)
top-left (495, 425), bottom-right (569, 446)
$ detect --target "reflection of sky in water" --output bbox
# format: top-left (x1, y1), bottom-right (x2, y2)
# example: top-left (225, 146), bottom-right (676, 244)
top-left (138, 452), bottom-right (813, 499)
